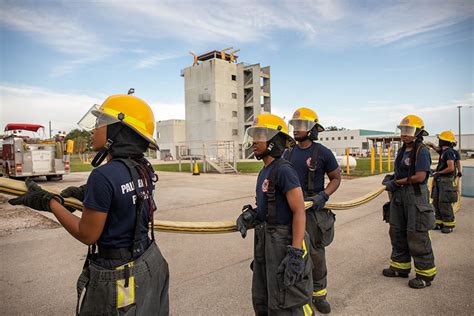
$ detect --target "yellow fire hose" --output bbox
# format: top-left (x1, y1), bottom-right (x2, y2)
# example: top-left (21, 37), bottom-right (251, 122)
top-left (0, 177), bottom-right (461, 234)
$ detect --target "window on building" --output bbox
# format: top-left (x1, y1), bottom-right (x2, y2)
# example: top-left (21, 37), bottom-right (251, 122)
top-left (332, 137), bottom-right (335, 140)
top-left (232, 111), bottom-right (237, 117)
top-left (351, 136), bottom-right (354, 140)
top-left (326, 137), bottom-right (329, 141)
top-left (338, 137), bottom-right (341, 140)
top-left (232, 129), bottom-right (238, 136)
top-left (231, 74), bottom-right (236, 81)
top-left (362, 142), bottom-right (369, 150)
top-left (344, 136), bottom-right (347, 140)
top-left (232, 92), bottom-right (237, 99)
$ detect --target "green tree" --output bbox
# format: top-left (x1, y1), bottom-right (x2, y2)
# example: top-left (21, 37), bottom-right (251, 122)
top-left (65, 129), bottom-right (91, 154)
top-left (325, 126), bottom-right (347, 131)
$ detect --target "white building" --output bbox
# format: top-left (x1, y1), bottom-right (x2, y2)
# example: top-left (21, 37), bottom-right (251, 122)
top-left (318, 129), bottom-right (394, 156)
top-left (156, 120), bottom-right (186, 160)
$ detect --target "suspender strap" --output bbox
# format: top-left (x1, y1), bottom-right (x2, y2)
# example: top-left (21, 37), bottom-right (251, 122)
top-left (306, 142), bottom-right (320, 197)
top-left (407, 144), bottom-right (423, 196)
top-left (266, 159), bottom-right (291, 225)
top-left (114, 158), bottom-right (156, 258)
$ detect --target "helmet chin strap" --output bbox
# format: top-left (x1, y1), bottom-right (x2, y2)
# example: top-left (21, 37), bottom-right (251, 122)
top-left (91, 139), bottom-right (113, 167)
top-left (90, 122), bottom-right (125, 167)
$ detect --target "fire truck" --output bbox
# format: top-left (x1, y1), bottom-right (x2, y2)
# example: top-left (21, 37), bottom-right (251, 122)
top-left (1, 124), bottom-right (72, 180)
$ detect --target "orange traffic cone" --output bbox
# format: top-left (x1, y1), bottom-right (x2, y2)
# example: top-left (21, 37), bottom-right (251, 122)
top-left (193, 161), bottom-right (200, 175)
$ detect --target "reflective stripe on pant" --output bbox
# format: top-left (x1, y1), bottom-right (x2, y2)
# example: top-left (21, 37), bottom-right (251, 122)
top-left (252, 223), bottom-right (314, 315)
top-left (432, 177), bottom-right (456, 228)
top-left (77, 242), bottom-right (169, 315)
top-left (389, 185), bottom-right (436, 281)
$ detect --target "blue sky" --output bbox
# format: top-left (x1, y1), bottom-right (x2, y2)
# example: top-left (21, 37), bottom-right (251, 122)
top-left (1, 0), bottom-right (473, 137)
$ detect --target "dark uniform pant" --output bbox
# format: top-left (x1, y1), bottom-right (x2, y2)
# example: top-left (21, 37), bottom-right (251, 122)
top-left (432, 176), bottom-right (457, 228)
top-left (252, 223), bottom-right (314, 316)
top-left (76, 242), bottom-right (169, 315)
top-left (389, 185), bottom-right (437, 281)
top-left (305, 208), bottom-right (335, 298)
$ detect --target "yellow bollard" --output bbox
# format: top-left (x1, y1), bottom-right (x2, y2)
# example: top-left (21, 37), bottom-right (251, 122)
top-left (345, 148), bottom-right (350, 175)
top-left (379, 147), bottom-right (383, 173)
top-left (387, 146), bottom-right (391, 172)
top-left (370, 147), bottom-right (375, 175)
top-left (193, 160), bottom-right (200, 176)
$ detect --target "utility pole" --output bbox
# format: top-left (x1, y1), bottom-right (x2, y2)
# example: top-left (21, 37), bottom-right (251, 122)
top-left (457, 106), bottom-right (461, 158)
top-left (49, 121), bottom-right (52, 139)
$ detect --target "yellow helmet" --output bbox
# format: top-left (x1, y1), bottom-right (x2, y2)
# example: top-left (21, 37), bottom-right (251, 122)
top-left (289, 107), bottom-right (325, 132)
top-left (78, 94), bottom-right (158, 149)
top-left (243, 113), bottom-right (295, 150)
top-left (397, 114), bottom-right (428, 137)
top-left (438, 130), bottom-right (456, 143)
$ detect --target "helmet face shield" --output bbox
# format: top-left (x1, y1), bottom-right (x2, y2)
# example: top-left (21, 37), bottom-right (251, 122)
top-left (397, 125), bottom-right (417, 137)
top-left (78, 104), bottom-right (120, 131)
top-left (289, 119), bottom-right (316, 132)
top-left (243, 127), bottom-right (279, 149)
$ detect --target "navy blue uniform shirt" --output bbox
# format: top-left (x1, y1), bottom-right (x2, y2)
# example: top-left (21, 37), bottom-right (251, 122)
top-left (394, 146), bottom-right (431, 184)
top-left (436, 148), bottom-right (456, 176)
top-left (284, 143), bottom-right (339, 195)
top-left (83, 160), bottom-right (153, 248)
top-left (255, 158), bottom-right (301, 225)
top-left (453, 149), bottom-right (460, 161)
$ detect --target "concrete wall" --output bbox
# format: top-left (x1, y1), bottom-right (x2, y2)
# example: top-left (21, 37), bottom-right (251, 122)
top-left (184, 58), bottom-right (240, 155)
top-left (318, 129), bottom-right (394, 156)
top-left (183, 58), bottom-right (270, 158)
top-left (156, 119), bottom-right (186, 159)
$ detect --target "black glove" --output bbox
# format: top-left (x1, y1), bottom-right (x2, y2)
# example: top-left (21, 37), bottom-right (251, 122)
top-left (236, 204), bottom-right (257, 238)
top-left (432, 172), bottom-right (440, 180)
top-left (278, 246), bottom-right (305, 287)
top-left (60, 184), bottom-right (87, 201)
top-left (382, 174), bottom-right (394, 186)
top-left (385, 179), bottom-right (401, 192)
top-left (306, 191), bottom-right (329, 212)
top-left (457, 171), bottom-right (462, 178)
top-left (8, 178), bottom-right (64, 212)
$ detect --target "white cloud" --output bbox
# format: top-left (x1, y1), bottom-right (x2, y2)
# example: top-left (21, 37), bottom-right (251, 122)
top-left (1, 0), bottom-right (471, 78)
top-left (135, 53), bottom-right (184, 69)
top-left (95, 0), bottom-right (472, 48)
top-left (150, 102), bottom-right (185, 121)
top-left (271, 92), bottom-right (474, 135)
top-left (356, 93), bottom-right (474, 134)
top-left (0, 3), bottom-right (113, 76)
top-left (0, 84), bottom-right (102, 133)
top-left (0, 84), bottom-right (185, 134)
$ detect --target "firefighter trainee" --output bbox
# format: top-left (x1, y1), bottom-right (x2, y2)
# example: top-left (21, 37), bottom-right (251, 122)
top-left (285, 107), bottom-right (341, 314)
top-left (382, 114), bottom-right (437, 289)
top-left (236, 113), bottom-right (315, 315)
top-left (430, 131), bottom-right (458, 233)
top-left (9, 93), bottom-right (169, 315)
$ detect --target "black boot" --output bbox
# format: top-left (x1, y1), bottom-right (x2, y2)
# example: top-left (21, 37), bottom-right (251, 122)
top-left (408, 277), bottom-right (431, 289)
top-left (434, 223), bottom-right (443, 230)
top-left (313, 296), bottom-right (331, 314)
top-left (441, 227), bottom-right (453, 234)
top-left (382, 268), bottom-right (409, 278)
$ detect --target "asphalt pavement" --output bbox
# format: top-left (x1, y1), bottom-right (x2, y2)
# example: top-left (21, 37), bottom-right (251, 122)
top-left (1, 169), bottom-right (473, 315)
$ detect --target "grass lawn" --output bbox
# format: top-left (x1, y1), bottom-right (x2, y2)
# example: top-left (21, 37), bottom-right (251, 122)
top-left (70, 158), bottom-right (94, 172)
top-left (70, 157), bottom-right (393, 177)
top-left (348, 158), bottom-right (392, 177)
